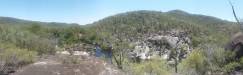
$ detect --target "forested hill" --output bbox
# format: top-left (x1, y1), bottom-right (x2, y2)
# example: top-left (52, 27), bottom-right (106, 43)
top-left (0, 10), bottom-right (239, 47)
top-left (88, 10), bottom-right (238, 47)
top-left (91, 10), bottom-right (234, 29)
top-left (165, 10), bottom-right (232, 25)
top-left (0, 16), bottom-right (80, 27)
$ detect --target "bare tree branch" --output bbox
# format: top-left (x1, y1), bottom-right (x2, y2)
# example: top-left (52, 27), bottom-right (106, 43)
top-left (228, 0), bottom-right (242, 30)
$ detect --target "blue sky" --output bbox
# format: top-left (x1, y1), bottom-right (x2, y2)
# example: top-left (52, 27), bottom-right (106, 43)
top-left (0, 0), bottom-right (242, 25)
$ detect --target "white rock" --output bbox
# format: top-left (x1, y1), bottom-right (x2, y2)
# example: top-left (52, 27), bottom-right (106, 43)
top-left (162, 54), bottom-right (169, 60)
top-left (144, 46), bottom-right (150, 53)
top-left (57, 51), bottom-right (70, 55)
top-left (73, 51), bottom-right (89, 56)
top-left (33, 61), bottom-right (47, 65)
top-left (139, 53), bottom-right (147, 60)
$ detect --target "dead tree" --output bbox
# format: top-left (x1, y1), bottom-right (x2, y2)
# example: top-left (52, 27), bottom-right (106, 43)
top-left (228, 0), bottom-right (242, 30)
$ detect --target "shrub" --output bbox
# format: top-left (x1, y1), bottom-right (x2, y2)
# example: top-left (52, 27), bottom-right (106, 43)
top-left (0, 25), bottom-right (56, 55)
top-left (200, 45), bottom-right (227, 72)
top-left (201, 44), bottom-right (243, 74)
top-left (221, 57), bottom-right (243, 73)
top-left (179, 45), bottom-right (241, 75)
top-left (0, 44), bottom-right (37, 74)
top-left (131, 59), bottom-right (171, 75)
top-left (179, 49), bottom-right (207, 75)
top-left (223, 62), bottom-right (241, 73)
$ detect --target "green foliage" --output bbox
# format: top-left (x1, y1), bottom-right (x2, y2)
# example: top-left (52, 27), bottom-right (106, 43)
top-left (80, 28), bottom-right (99, 44)
top-left (90, 10), bottom-right (235, 49)
top-left (201, 44), bottom-right (243, 73)
top-left (27, 23), bottom-right (42, 34)
top-left (0, 43), bottom-right (37, 74)
top-left (199, 45), bottom-right (227, 72)
top-left (132, 59), bottom-right (171, 75)
top-left (0, 47), bottom-right (37, 65)
top-left (223, 62), bottom-right (241, 73)
top-left (0, 21), bottom-right (86, 55)
top-left (61, 25), bottom-right (83, 44)
top-left (222, 57), bottom-right (243, 73)
top-left (179, 49), bottom-right (207, 75)
top-left (240, 57), bottom-right (243, 64)
top-left (180, 45), bottom-right (243, 74)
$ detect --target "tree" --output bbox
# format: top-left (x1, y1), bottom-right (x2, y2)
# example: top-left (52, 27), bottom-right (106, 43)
top-left (95, 19), bottom-right (135, 69)
top-left (169, 32), bottom-right (189, 73)
top-left (111, 36), bottom-right (132, 69)
top-left (28, 23), bottom-right (42, 34)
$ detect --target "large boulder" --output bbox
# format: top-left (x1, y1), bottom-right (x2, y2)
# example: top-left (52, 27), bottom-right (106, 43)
top-left (225, 32), bottom-right (243, 59)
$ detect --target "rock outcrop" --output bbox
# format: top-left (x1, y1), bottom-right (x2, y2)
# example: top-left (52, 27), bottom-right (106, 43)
top-left (129, 30), bottom-right (192, 62)
top-left (12, 50), bottom-right (123, 75)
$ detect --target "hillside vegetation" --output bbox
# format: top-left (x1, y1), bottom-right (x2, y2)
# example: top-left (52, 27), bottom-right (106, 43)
top-left (89, 10), bottom-right (238, 46)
